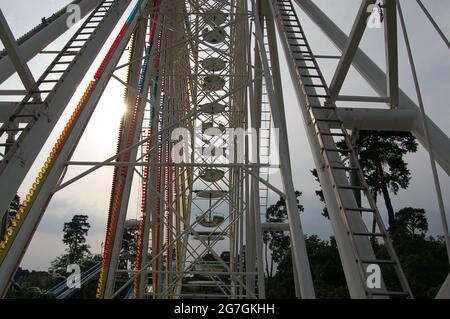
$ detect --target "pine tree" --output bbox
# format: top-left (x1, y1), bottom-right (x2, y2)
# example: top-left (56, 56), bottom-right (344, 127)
top-left (335, 131), bottom-right (417, 230)
top-left (62, 215), bottom-right (91, 264)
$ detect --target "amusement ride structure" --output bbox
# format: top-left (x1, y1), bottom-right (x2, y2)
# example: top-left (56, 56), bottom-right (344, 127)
top-left (0, 0), bottom-right (449, 299)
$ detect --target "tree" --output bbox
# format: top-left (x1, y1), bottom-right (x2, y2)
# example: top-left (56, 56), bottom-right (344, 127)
top-left (266, 209), bottom-right (449, 299)
top-left (311, 169), bottom-right (329, 219)
top-left (263, 191), bottom-right (303, 279)
top-left (305, 236), bottom-right (348, 298)
top-left (338, 131), bottom-right (417, 230)
top-left (266, 236), bottom-right (349, 299)
top-left (394, 207), bottom-right (428, 237)
top-left (62, 215), bottom-right (91, 264)
top-left (381, 209), bottom-right (448, 298)
top-left (119, 227), bottom-right (138, 269)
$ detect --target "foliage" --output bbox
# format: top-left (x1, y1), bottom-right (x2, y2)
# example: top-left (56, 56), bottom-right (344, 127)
top-left (311, 169), bottom-right (329, 219)
top-left (67, 254), bottom-right (102, 299)
top-left (62, 214), bottom-right (91, 264)
top-left (263, 191), bottom-right (303, 279)
top-left (378, 233), bottom-right (449, 298)
top-left (266, 205), bottom-right (449, 299)
top-left (119, 227), bottom-right (138, 269)
top-left (394, 207), bottom-right (428, 237)
top-left (7, 253), bottom-right (102, 299)
top-left (45, 215), bottom-right (99, 298)
top-left (337, 131), bottom-right (417, 230)
top-left (6, 269), bottom-right (56, 299)
top-left (305, 236), bottom-right (349, 298)
top-left (266, 235), bottom-right (349, 299)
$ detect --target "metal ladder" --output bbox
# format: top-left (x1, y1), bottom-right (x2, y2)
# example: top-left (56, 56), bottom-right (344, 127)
top-left (259, 32), bottom-right (273, 218)
top-left (272, 0), bottom-right (413, 298)
top-left (0, 0), bottom-right (85, 59)
top-left (0, 0), bottom-right (117, 156)
top-left (259, 83), bottom-right (272, 217)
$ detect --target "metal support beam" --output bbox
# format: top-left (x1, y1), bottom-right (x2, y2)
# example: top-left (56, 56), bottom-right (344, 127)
top-left (254, 0), bottom-right (315, 299)
top-left (103, 13), bottom-right (150, 298)
top-left (0, 0), bottom-right (132, 227)
top-left (0, 10), bottom-right (37, 94)
top-left (293, 0), bottom-right (450, 177)
top-left (0, 102), bottom-right (19, 122)
top-left (329, 0), bottom-right (377, 101)
top-left (0, 0), bottom-right (136, 297)
top-left (337, 95), bottom-right (389, 103)
top-left (247, 4), bottom-right (263, 298)
top-left (384, 0), bottom-right (399, 107)
top-left (263, 4), bottom-right (301, 298)
top-left (0, 0), bottom-right (101, 84)
top-left (416, 0), bottom-right (450, 50)
top-left (436, 273), bottom-right (450, 299)
top-left (270, 0), bottom-right (386, 298)
top-left (337, 107), bottom-right (418, 131)
top-left (261, 222), bottom-right (290, 231)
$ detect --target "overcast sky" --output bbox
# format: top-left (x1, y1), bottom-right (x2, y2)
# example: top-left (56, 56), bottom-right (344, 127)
top-left (0, 0), bottom-right (449, 271)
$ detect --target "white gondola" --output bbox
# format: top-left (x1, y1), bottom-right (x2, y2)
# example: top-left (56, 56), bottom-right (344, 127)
top-left (199, 102), bottom-right (227, 114)
top-left (201, 57), bottom-right (227, 72)
top-left (202, 27), bottom-right (226, 44)
top-left (193, 264), bottom-right (225, 273)
top-left (196, 190), bottom-right (227, 199)
top-left (196, 213), bottom-right (225, 227)
top-left (192, 231), bottom-right (225, 241)
top-left (202, 9), bottom-right (227, 26)
top-left (202, 74), bottom-right (225, 91)
top-left (202, 122), bottom-right (226, 135)
top-left (200, 169), bottom-right (225, 183)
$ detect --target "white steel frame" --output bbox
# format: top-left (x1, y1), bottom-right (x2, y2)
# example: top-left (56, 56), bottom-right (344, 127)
top-left (0, 0), bottom-right (448, 299)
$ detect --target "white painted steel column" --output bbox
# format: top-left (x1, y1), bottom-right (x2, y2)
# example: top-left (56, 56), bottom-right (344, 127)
top-left (0, 0), bottom-right (131, 229)
top-left (0, 0), bottom-right (146, 298)
top-left (268, 0), bottom-right (382, 298)
top-left (254, 0), bottom-right (315, 299)
top-left (293, 0), bottom-right (450, 176)
top-left (103, 16), bottom-right (149, 298)
top-left (0, 0), bottom-right (102, 84)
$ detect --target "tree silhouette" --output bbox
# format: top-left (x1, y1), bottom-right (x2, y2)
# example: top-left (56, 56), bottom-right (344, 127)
top-left (62, 215), bottom-right (91, 264)
top-left (337, 131), bottom-right (417, 230)
top-left (119, 227), bottom-right (138, 269)
top-left (263, 191), bottom-right (303, 278)
top-left (394, 207), bottom-right (428, 237)
top-left (311, 169), bottom-right (329, 219)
